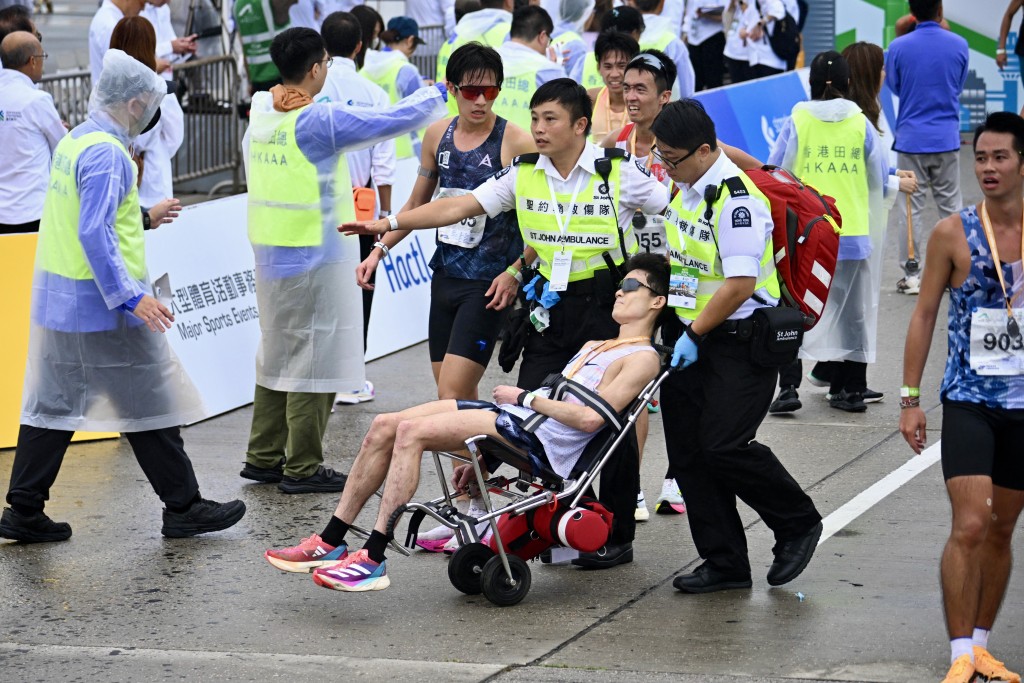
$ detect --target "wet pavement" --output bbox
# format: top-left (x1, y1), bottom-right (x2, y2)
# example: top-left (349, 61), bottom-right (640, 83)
top-left (3, 152), bottom-right (1021, 682)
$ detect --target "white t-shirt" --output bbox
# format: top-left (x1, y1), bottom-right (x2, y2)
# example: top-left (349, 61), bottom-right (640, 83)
top-left (0, 70), bottom-right (67, 224)
top-left (746, 0), bottom-right (787, 71)
top-left (89, 0), bottom-right (126, 85)
top-left (141, 3), bottom-right (181, 79)
top-left (684, 0), bottom-right (726, 46)
top-left (317, 57), bottom-right (397, 196)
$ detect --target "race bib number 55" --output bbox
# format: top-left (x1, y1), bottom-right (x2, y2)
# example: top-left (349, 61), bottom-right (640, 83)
top-left (970, 308), bottom-right (1024, 376)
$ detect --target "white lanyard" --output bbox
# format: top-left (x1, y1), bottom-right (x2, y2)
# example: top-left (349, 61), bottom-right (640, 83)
top-left (545, 169), bottom-right (587, 252)
top-left (979, 201), bottom-right (1024, 336)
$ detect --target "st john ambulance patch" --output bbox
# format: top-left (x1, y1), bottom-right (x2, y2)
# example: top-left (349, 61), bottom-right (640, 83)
top-left (731, 206), bottom-right (752, 228)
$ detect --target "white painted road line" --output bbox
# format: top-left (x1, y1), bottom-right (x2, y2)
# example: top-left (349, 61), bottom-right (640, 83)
top-left (818, 440), bottom-right (942, 546)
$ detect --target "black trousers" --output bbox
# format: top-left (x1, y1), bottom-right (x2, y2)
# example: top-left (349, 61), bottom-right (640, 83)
top-left (0, 220), bottom-right (40, 234)
top-left (517, 287), bottom-right (636, 544)
top-left (660, 330), bottom-right (821, 576)
top-left (687, 32), bottom-right (726, 91)
top-left (6, 425), bottom-right (200, 514)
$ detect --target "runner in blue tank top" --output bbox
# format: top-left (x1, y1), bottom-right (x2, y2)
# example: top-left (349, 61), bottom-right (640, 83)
top-left (356, 43), bottom-right (535, 401)
top-left (899, 112), bottom-right (1024, 683)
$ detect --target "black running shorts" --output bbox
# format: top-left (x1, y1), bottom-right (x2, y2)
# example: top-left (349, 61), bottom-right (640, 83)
top-left (941, 400), bottom-right (1024, 489)
top-left (428, 274), bottom-right (510, 365)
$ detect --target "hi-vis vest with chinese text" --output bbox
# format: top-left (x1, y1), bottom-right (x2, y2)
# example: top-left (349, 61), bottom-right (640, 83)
top-left (791, 108), bottom-right (869, 239)
top-left (663, 174), bottom-right (779, 321)
top-left (514, 151), bottom-right (636, 283)
top-left (247, 107), bottom-right (356, 247)
top-left (38, 132), bottom-right (146, 280)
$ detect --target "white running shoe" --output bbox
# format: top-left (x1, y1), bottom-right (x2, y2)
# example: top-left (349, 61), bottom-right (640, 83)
top-left (896, 275), bottom-right (921, 295)
top-left (654, 478), bottom-right (686, 515)
top-left (635, 492), bottom-right (650, 522)
top-left (335, 380), bottom-right (375, 405)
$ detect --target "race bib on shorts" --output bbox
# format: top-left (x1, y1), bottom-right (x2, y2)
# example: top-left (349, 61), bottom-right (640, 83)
top-left (436, 187), bottom-right (487, 248)
top-left (970, 307), bottom-right (1024, 375)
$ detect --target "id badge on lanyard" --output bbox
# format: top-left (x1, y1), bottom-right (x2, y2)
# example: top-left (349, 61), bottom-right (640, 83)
top-left (546, 171), bottom-right (587, 293)
top-left (668, 263), bottom-right (698, 309)
top-left (970, 307), bottom-right (1024, 375)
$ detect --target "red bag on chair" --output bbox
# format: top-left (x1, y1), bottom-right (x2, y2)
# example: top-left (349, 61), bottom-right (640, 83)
top-left (527, 498), bottom-right (614, 553)
top-left (487, 511), bottom-right (552, 561)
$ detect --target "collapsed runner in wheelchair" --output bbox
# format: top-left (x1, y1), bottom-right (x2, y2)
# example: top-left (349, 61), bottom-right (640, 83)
top-left (264, 253), bottom-right (669, 594)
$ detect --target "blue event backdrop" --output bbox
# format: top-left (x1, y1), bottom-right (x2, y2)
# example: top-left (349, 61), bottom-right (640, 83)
top-left (694, 70), bottom-right (809, 163)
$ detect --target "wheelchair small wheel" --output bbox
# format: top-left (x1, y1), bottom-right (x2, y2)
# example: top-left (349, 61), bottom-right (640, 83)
top-left (480, 555), bottom-right (531, 607)
top-left (448, 542), bottom-right (494, 595)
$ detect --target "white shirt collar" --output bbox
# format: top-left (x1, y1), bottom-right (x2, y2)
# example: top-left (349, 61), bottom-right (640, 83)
top-left (0, 69), bottom-right (33, 88)
top-left (682, 150), bottom-right (736, 201)
top-left (534, 140), bottom-right (600, 180)
top-left (330, 57), bottom-right (357, 74)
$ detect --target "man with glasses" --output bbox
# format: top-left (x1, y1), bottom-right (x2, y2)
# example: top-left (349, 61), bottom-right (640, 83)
top-left (0, 30), bottom-right (65, 234)
top-left (899, 112), bottom-right (1024, 683)
top-left (343, 78), bottom-right (669, 569)
top-left (239, 27), bottom-right (450, 494)
top-left (652, 99), bottom-right (822, 594)
top-left (263, 254), bottom-right (668, 592)
top-left (493, 5), bottom-right (566, 131)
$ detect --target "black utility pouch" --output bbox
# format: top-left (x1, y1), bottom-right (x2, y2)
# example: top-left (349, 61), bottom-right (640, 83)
top-left (749, 307), bottom-right (804, 367)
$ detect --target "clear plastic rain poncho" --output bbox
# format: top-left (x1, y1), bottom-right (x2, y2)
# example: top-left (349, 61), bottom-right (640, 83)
top-left (540, 0), bottom-right (596, 35)
top-left (243, 85), bottom-right (447, 393)
top-left (772, 98), bottom-right (898, 364)
top-left (21, 49), bottom-right (205, 432)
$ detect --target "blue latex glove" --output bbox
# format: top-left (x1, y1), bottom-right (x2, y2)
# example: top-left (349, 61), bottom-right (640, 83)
top-left (539, 281), bottom-right (561, 309)
top-left (524, 274), bottom-right (542, 302)
top-left (672, 333), bottom-right (699, 368)
top-left (434, 81), bottom-right (449, 102)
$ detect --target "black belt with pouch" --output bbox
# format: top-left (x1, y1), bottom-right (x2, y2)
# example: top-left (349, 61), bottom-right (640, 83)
top-left (749, 306), bottom-right (804, 367)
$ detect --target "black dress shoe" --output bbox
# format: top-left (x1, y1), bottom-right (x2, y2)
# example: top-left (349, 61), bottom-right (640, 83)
top-left (673, 563), bottom-right (752, 593)
top-left (571, 542), bottom-right (633, 569)
top-left (0, 507), bottom-right (72, 543)
top-left (767, 521), bottom-right (823, 586)
top-left (277, 465), bottom-right (347, 494)
top-left (240, 461), bottom-right (284, 483)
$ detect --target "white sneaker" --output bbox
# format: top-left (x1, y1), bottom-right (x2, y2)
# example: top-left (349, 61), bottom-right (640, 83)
top-left (896, 275), bottom-right (921, 295)
top-left (635, 492), bottom-right (650, 522)
top-left (654, 478), bottom-right (686, 515)
top-left (335, 380), bottom-right (375, 405)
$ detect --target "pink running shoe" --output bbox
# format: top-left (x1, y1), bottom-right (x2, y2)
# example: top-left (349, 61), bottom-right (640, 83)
top-left (415, 537), bottom-right (450, 553)
top-left (312, 549), bottom-right (390, 592)
top-left (265, 534), bottom-right (349, 573)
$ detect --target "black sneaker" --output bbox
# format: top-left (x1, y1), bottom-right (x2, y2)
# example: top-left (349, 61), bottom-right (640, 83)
top-left (829, 390), bottom-right (867, 413)
top-left (161, 498), bottom-right (246, 538)
top-left (769, 386), bottom-right (801, 414)
top-left (862, 388), bottom-right (884, 403)
top-left (240, 461), bottom-right (284, 483)
top-left (0, 507), bottom-right (72, 543)
top-left (277, 465), bottom-right (347, 494)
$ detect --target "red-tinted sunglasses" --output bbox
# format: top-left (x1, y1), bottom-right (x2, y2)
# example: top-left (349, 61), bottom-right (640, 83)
top-left (454, 84), bottom-right (501, 101)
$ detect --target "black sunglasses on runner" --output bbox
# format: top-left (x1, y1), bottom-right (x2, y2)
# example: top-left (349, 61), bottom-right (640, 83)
top-left (619, 277), bottom-right (662, 296)
top-left (454, 84), bottom-right (501, 101)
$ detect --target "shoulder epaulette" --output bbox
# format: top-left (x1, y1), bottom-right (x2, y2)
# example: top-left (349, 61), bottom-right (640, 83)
top-left (602, 147), bottom-right (627, 160)
top-left (512, 153), bottom-right (541, 166)
top-left (723, 176), bottom-right (749, 198)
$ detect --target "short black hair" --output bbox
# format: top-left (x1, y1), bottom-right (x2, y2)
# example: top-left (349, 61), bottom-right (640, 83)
top-left (973, 111), bottom-right (1024, 157)
top-left (321, 12), bottom-right (361, 58)
top-left (600, 5), bottom-right (644, 35)
top-left (632, 0), bottom-right (660, 12)
top-left (909, 0), bottom-right (941, 21)
top-left (651, 99), bottom-right (718, 153)
top-left (624, 49), bottom-right (676, 94)
top-left (455, 0), bottom-right (482, 22)
top-left (510, 5), bottom-right (553, 42)
top-left (531, 77), bottom-right (593, 136)
top-left (0, 5), bottom-right (33, 43)
top-left (594, 31), bottom-right (639, 65)
top-left (481, 0), bottom-right (506, 8)
top-left (270, 27), bottom-right (326, 83)
top-left (446, 42), bottom-right (503, 87)
top-left (624, 252), bottom-right (669, 298)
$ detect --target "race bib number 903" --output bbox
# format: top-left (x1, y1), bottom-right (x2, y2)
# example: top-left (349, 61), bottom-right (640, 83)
top-left (970, 308), bottom-right (1024, 376)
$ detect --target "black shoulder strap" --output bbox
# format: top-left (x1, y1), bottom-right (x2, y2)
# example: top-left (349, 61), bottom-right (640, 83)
top-left (602, 147), bottom-right (627, 160)
top-left (521, 378), bottom-right (624, 435)
top-left (513, 153), bottom-right (541, 166)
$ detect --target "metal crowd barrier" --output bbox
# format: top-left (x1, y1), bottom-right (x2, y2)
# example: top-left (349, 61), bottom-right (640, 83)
top-left (170, 55), bottom-right (242, 189)
top-left (39, 54), bottom-right (242, 191)
top-left (411, 24), bottom-right (445, 82)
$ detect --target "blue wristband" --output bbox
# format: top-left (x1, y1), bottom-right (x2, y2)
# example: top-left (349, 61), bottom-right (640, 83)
top-left (119, 293), bottom-right (144, 312)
